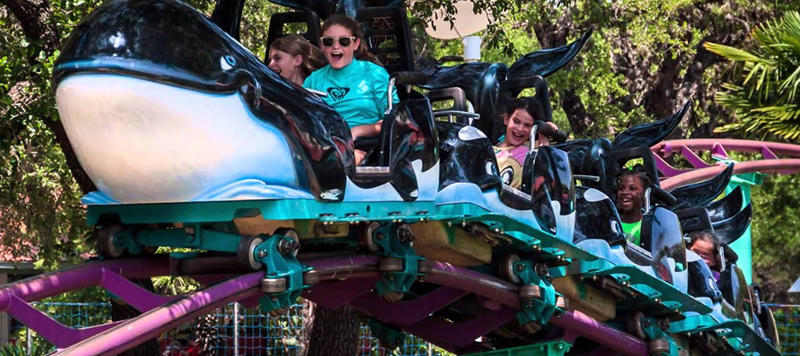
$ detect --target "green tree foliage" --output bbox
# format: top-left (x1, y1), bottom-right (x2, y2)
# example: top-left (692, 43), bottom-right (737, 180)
top-left (704, 11), bottom-right (800, 140)
top-left (751, 174), bottom-right (800, 303)
top-left (0, 0), bottom-right (95, 268)
top-left (410, 0), bottom-right (797, 139)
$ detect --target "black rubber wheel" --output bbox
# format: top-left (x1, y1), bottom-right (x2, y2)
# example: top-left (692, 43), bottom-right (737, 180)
top-left (361, 222), bottom-right (382, 252)
top-left (237, 235), bottom-right (264, 270)
top-left (627, 311), bottom-right (647, 340)
top-left (96, 225), bottom-right (125, 259)
top-left (499, 254), bottom-right (522, 284)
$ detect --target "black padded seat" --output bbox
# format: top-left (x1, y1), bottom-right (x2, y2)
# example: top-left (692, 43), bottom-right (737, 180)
top-left (493, 75), bottom-right (553, 143)
top-left (355, 6), bottom-right (414, 75)
top-left (265, 11), bottom-right (322, 52)
top-left (627, 206), bottom-right (687, 284)
top-left (675, 206), bottom-right (714, 235)
top-left (605, 146), bottom-right (660, 197)
top-left (425, 87), bottom-right (471, 124)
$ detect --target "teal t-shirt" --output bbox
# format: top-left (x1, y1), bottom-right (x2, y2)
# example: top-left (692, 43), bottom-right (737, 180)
top-left (303, 59), bottom-right (399, 128)
top-left (621, 220), bottom-right (642, 246)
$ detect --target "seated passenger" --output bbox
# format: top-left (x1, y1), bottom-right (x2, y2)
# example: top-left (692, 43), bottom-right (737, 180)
top-left (303, 14), bottom-right (399, 165)
top-left (494, 98), bottom-right (559, 188)
top-left (268, 34), bottom-right (326, 86)
top-left (615, 167), bottom-right (651, 246)
top-left (687, 230), bottom-right (722, 280)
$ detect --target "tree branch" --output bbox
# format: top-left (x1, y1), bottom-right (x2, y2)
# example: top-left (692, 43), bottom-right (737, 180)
top-left (0, 0), bottom-right (59, 53)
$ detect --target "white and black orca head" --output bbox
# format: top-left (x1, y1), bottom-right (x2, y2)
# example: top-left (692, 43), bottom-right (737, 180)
top-left (52, 0), bottom-right (354, 204)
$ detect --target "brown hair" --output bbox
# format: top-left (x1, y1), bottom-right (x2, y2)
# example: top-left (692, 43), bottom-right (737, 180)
top-left (269, 34), bottom-right (326, 79)
top-left (321, 14), bottom-right (379, 65)
top-left (688, 230), bottom-right (721, 250)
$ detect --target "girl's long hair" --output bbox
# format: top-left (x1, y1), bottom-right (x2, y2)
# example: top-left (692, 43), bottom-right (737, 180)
top-left (269, 34), bottom-right (326, 79)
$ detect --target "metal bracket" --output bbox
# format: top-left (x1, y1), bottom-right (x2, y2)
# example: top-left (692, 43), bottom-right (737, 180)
top-left (371, 223), bottom-right (425, 297)
top-left (641, 316), bottom-right (681, 356)
top-left (367, 318), bottom-right (406, 350)
top-left (513, 260), bottom-right (563, 331)
top-left (255, 233), bottom-right (312, 312)
top-left (464, 340), bottom-right (572, 356)
top-left (115, 225), bottom-right (242, 255)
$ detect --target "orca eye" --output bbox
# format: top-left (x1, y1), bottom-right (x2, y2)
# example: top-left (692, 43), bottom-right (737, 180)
top-left (485, 161), bottom-right (498, 176)
top-left (500, 167), bottom-right (513, 185)
top-left (220, 55), bottom-right (236, 70)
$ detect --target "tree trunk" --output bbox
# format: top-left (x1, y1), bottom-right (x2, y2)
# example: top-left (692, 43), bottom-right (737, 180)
top-left (305, 305), bottom-right (360, 356)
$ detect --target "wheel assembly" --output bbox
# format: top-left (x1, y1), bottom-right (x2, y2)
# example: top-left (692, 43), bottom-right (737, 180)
top-left (417, 259), bottom-right (432, 274)
top-left (96, 225), bottom-right (126, 259)
top-left (273, 227), bottom-right (300, 256)
top-left (303, 270), bottom-right (319, 285)
top-left (261, 277), bottom-right (287, 293)
top-left (521, 321), bottom-right (543, 334)
top-left (627, 311), bottom-right (647, 340)
top-left (268, 307), bottom-right (289, 317)
top-left (361, 222), bottom-right (382, 252)
top-left (381, 291), bottom-right (404, 303)
top-left (499, 254), bottom-right (522, 284)
top-left (648, 339), bottom-right (670, 355)
top-left (519, 284), bottom-right (542, 299)
top-left (555, 296), bottom-right (568, 309)
top-left (237, 235), bottom-right (264, 271)
top-left (379, 257), bottom-right (404, 272)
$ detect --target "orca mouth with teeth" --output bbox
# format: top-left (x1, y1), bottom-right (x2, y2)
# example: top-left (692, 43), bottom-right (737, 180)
top-left (52, 0), bottom-right (355, 203)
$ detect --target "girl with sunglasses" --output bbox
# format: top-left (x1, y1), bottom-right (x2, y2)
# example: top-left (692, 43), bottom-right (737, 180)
top-left (303, 14), bottom-right (399, 165)
top-left (268, 34), bottom-right (326, 86)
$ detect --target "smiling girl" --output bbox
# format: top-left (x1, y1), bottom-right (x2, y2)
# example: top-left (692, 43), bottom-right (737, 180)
top-left (494, 98), bottom-right (557, 188)
top-left (302, 14), bottom-right (398, 164)
top-left (615, 167), bottom-right (652, 245)
top-left (267, 34), bottom-right (326, 86)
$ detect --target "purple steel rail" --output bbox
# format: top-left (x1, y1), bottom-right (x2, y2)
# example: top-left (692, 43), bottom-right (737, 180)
top-left (0, 256), bottom-right (172, 348)
top-left (43, 254), bottom-right (648, 356)
top-left (650, 139), bottom-right (800, 189)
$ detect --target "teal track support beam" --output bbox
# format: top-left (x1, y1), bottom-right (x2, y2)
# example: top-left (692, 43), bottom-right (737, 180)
top-left (727, 172), bottom-right (763, 284)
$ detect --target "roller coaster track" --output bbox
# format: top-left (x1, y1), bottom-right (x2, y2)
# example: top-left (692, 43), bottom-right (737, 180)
top-left (651, 139), bottom-right (800, 189)
top-left (3, 139), bottom-right (795, 356)
top-left (2, 254), bottom-right (647, 356)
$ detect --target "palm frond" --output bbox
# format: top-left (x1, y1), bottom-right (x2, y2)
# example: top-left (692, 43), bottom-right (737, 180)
top-left (708, 11), bottom-right (800, 142)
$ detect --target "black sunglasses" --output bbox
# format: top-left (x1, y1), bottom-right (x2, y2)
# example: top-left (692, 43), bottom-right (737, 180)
top-left (320, 36), bottom-right (356, 47)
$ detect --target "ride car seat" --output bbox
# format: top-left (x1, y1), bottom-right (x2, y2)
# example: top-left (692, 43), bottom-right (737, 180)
top-left (265, 11), bottom-right (322, 51)
top-left (632, 206), bottom-right (687, 284)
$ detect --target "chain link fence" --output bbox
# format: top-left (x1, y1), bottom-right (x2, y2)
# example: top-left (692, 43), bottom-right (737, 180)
top-left (8, 302), bottom-right (800, 355)
top-left (767, 304), bottom-right (800, 355)
top-left (5, 301), bottom-right (449, 355)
